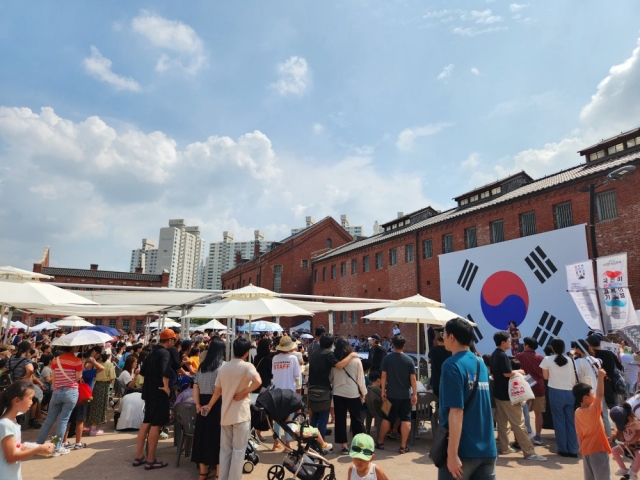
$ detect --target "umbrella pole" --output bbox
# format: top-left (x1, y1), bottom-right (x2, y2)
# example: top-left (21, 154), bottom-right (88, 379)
top-left (328, 311), bottom-right (334, 335)
top-left (181, 305), bottom-right (187, 340)
top-left (4, 308), bottom-right (14, 346)
top-left (0, 303), bottom-right (6, 345)
top-left (416, 321), bottom-right (420, 382)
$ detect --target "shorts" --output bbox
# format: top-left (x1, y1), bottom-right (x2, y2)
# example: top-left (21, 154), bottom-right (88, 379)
top-left (143, 395), bottom-right (170, 426)
top-left (528, 396), bottom-right (546, 413)
top-left (382, 398), bottom-right (412, 423)
top-left (68, 402), bottom-right (88, 423)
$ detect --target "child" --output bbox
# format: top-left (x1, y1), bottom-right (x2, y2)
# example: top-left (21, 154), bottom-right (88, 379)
top-left (0, 380), bottom-right (55, 480)
top-left (286, 421), bottom-right (332, 454)
top-left (348, 433), bottom-right (388, 480)
top-left (573, 367), bottom-right (611, 480)
top-left (610, 401), bottom-right (640, 480)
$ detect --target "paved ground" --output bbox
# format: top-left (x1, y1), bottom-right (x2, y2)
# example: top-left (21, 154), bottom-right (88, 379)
top-left (20, 418), bottom-right (616, 480)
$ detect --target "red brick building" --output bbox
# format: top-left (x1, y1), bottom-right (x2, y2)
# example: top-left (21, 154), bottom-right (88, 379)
top-left (311, 128), bottom-right (640, 351)
top-left (23, 247), bottom-right (169, 331)
top-left (221, 216), bottom-right (353, 329)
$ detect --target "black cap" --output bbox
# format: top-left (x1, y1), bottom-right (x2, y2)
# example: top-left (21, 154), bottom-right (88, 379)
top-left (368, 334), bottom-right (380, 342)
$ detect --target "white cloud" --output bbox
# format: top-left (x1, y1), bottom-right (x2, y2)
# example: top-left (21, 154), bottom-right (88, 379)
top-left (82, 46), bottom-right (141, 92)
top-left (465, 10), bottom-right (503, 24)
top-left (437, 64), bottom-right (455, 81)
top-left (131, 10), bottom-right (206, 75)
top-left (461, 153), bottom-right (480, 169)
top-left (313, 123), bottom-right (325, 134)
top-left (271, 56), bottom-right (310, 96)
top-left (424, 10), bottom-right (453, 19)
top-left (471, 67), bottom-right (480, 76)
top-left (396, 122), bottom-right (453, 152)
top-left (452, 26), bottom-right (507, 36)
top-left (509, 3), bottom-right (529, 12)
top-left (580, 39), bottom-right (640, 131)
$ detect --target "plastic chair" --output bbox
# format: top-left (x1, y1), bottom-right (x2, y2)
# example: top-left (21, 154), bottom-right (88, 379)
top-left (410, 392), bottom-right (438, 446)
top-left (174, 402), bottom-right (197, 467)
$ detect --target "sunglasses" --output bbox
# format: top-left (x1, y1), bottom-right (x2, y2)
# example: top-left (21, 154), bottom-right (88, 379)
top-left (350, 445), bottom-right (374, 456)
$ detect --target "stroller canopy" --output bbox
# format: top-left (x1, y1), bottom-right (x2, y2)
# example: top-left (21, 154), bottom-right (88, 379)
top-left (256, 387), bottom-right (305, 422)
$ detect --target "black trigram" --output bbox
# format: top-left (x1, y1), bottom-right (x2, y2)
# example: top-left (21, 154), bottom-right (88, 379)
top-left (525, 246), bottom-right (557, 284)
top-left (457, 260), bottom-right (479, 291)
top-left (467, 314), bottom-right (483, 343)
top-left (532, 311), bottom-right (564, 348)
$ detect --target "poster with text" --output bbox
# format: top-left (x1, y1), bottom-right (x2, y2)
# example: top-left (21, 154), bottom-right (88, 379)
top-left (596, 253), bottom-right (638, 331)
top-left (566, 260), bottom-right (601, 331)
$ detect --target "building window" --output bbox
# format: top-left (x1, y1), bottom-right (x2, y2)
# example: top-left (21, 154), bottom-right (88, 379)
top-left (490, 220), bottom-right (505, 243)
top-left (331, 265), bottom-right (337, 279)
top-left (459, 198), bottom-right (469, 206)
top-left (389, 248), bottom-right (397, 266)
top-left (480, 191), bottom-right (490, 199)
top-left (35, 317), bottom-right (43, 325)
top-left (423, 239), bottom-right (433, 259)
top-left (363, 310), bottom-right (371, 324)
top-left (596, 190), bottom-right (618, 221)
top-left (322, 267), bottom-right (326, 281)
top-left (520, 211), bottom-right (537, 237)
top-left (301, 259), bottom-right (308, 268)
top-left (405, 244), bottom-right (414, 263)
top-left (442, 233), bottom-right (454, 254)
top-left (608, 143), bottom-right (624, 155)
top-left (351, 259), bottom-right (357, 274)
top-left (554, 201), bottom-right (574, 229)
top-left (341, 311), bottom-right (347, 324)
top-left (465, 227), bottom-right (477, 249)
top-left (341, 262), bottom-right (347, 277)
top-left (363, 256), bottom-right (370, 272)
top-left (352, 311), bottom-right (358, 324)
top-left (376, 252), bottom-right (383, 269)
top-left (94, 318), bottom-right (103, 326)
top-left (326, 238), bottom-right (332, 249)
top-left (589, 150), bottom-right (605, 161)
top-left (109, 319), bottom-right (117, 329)
top-left (136, 320), bottom-right (144, 331)
top-left (273, 265), bottom-right (283, 292)
top-left (470, 195), bottom-right (479, 202)
top-left (491, 186), bottom-right (502, 195)
top-left (314, 270), bottom-right (318, 283)
top-left (626, 136), bottom-right (640, 147)
top-left (122, 319), bottom-right (130, 331)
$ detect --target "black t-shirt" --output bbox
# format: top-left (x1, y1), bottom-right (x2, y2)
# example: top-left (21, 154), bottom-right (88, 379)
top-left (308, 348), bottom-right (338, 388)
top-left (593, 349), bottom-right (622, 379)
top-left (368, 345), bottom-right (387, 371)
top-left (253, 353), bottom-right (273, 388)
top-left (381, 352), bottom-right (415, 400)
top-left (490, 348), bottom-right (512, 401)
top-left (428, 345), bottom-right (452, 392)
top-left (141, 345), bottom-right (173, 401)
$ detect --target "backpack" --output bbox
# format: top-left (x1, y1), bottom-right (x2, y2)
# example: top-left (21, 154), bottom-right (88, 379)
top-left (612, 366), bottom-right (628, 396)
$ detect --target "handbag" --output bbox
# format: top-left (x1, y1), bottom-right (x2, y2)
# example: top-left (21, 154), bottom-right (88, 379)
top-left (56, 357), bottom-right (92, 405)
top-left (307, 385), bottom-right (332, 413)
top-left (508, 372), bottom-right (535, 404)
top-left (429, 357), bottom-right (481, 469)
top-left (0, 357), bottom-right (28, 391)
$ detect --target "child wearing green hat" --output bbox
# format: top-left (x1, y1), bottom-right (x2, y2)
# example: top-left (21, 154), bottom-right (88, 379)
top-left (348, 433), bottom-right (388, 480)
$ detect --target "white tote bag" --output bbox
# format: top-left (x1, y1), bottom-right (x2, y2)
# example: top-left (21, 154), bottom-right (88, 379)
top-left (509, 372), bottom-right (535, 405)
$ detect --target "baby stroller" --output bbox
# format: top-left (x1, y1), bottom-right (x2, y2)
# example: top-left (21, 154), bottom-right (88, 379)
top-left (255, 387), bottom-right (336, 480)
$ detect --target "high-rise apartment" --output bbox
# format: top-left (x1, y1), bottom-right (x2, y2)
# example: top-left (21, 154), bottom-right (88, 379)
top-left (291, 215), bottom-right (364, 237)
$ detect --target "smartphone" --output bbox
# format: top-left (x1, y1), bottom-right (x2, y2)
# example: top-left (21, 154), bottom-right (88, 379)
top-left (201, 407), bottom-right (209, 417)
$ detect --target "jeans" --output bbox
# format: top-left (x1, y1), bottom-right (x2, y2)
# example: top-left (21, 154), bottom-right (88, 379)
top-left (219, 421), bottom-right (251, 480)
top-left (438, 456), bottom-right (497, 480)
top-left (548, 387), bottom-right (578, 454)
top-left (310, 409), bottom-right (330, 439)
top-left (37, 387), bottom-right (79, 449)
top-left (522, 402), bottom-right (532, 434)
top-left (602, 398), bottom-right (612, 437)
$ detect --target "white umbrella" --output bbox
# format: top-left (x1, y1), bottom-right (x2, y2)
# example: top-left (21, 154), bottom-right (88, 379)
top-left (2, 319), bottom-right (29, 330)
top-left (51, 329), bottom-right (114, 346)
top-left (30, 321), bottom-right (57, 332)
top-left (300, 333), bottom-right (313, 339)
top-left (148, 319), bottom-right (181, 329)
top-left (363, 294), bottom-right (473, 377)
top-left (239, 320), bottom-right (284, 333)
top-left (0, 279), bottom-right (98, 310)
top-left (183, 284), bottom-right (313, 338)
top-left (190, 319), bottom-right (227, 331)
top-left (51, 316), bottom-right (95, 328)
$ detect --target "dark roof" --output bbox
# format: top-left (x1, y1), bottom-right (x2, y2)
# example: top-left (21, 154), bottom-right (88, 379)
top-left (42, 267), bottom-right (164, 282)
top-left (579, 127), bottom-right (640, 154)
top-left (381, 206), bottom-right (438, 229)
top-left (453, 171), bottom-right (533, 201)
top-left (315, 150), bottom-right (640, 262)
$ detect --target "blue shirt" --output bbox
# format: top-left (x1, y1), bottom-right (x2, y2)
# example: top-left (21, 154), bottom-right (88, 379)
top-left (439, 350), bottom-right (497, 458)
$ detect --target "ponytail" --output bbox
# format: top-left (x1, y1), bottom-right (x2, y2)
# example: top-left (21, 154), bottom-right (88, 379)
top-left (549, 338), bottom-right (568, 367)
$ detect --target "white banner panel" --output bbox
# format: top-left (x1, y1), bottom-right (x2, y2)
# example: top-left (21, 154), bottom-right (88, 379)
top-left (596, 253), bottom-right (638, 331)
top-left (440, 224), bottom-right (589, 354)
top-left (566, 261), bottom-right (601, 331)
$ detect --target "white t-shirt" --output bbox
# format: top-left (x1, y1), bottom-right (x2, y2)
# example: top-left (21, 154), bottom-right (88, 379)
top-left (575, 355), bottom-right (601, 387)
top-left (539, 354), bottom-right (578, 391)
top-left (271, 353), bottom-right (301, 392)
top-left (119, 370), bottom-right (133, 386)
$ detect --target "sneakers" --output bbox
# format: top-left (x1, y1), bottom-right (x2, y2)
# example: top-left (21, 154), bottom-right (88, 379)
top-left (89, 428), bottom-right (104, 436)
top-left (526, 453), bottom-right (547, 462)
top-left (341, 446), bottom-right (350, 455)
top-left (159, 431), bottom-right (169, 440)
top-left (533, 435), bottom-right (544, 446)
top-left (320, 442), bottom-right (333, 454)
top-left (73, 443), bottom-right (87, 450)
top-left (28, 419), bottom-right (42, 429)
top-left (629, 471), bottom-right (638, 480)
top-left (386, 432), bottom-right (400, 440)
top-left (500, 448), bottom-right (517, 454)
top-left (51, 447), bottom-right (71, 457)
top-left (615, 469), bottom-right (629, 476)
top-left (62, 442), bottom-right (72, 449)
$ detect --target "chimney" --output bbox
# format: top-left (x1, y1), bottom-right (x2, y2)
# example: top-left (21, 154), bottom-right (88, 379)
top-left (90, 264), bottom-right (99, 271)
top-left (135, 267), bottom-right (143, 274)
top-left (397, 212), bottom-right (404, 219)
top-left (161, 269), bottom-right (170, 287)
top-left (33, 263), bottom-right (42, 274)
top-left (235, 251), bottom-right (242, 266)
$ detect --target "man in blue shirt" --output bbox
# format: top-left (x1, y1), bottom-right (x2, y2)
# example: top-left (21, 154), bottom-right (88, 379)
top-left (438, 318), bottom-right (497, 480)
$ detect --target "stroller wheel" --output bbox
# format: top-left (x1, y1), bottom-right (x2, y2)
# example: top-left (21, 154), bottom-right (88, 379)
top-left (267, 465), bottom-right (285, 480)
top-left (252, 454), bottom-right (260, 464)
top-left (323, 475), bottom-right (336, 480)
top-left (243, 461), bottom-right (254, 474)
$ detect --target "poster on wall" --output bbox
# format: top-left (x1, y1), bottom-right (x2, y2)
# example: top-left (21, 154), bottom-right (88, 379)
top-left (566, 261), bottom-right (602, 331)
top-left (596, 253), bottom-right (638, 331)
top-left (440, 224), bottom-right (590, 354)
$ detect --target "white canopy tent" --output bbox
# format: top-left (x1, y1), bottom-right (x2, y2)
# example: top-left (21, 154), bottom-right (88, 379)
top-left (290, 319), bottom-right (311, 334)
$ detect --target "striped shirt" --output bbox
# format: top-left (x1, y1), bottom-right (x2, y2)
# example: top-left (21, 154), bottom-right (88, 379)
top-left (53, 352), bottom-right (82, 390)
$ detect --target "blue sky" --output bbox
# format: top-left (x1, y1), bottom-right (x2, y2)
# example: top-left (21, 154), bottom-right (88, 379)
top-left (2, 1), bottom-right (640, 271)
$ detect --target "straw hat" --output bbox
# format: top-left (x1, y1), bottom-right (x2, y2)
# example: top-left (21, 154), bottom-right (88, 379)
top-left (276, 336), bottom-right (295, 352)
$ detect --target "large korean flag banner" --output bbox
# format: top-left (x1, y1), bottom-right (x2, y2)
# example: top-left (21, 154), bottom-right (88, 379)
top-left (440, 224), bottom-right (589, 353)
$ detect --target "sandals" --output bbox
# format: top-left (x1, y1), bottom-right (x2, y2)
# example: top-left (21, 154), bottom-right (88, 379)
top-left (375, 443), bottom-right (385, 450)
top-left (398, 446), bottom-right (409, 454)
top-left (198, 474), bottom-right (216, 480)
top-left (144, 459), bottom-right (168, 470)
top-left (132, 457), bottom-right (146, 467)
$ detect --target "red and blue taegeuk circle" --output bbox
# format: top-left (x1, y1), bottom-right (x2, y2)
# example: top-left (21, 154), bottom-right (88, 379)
top-left (480, 271), bottom-right (529, 330)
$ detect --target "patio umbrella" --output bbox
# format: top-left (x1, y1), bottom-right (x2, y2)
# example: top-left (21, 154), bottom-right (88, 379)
top-left (300, 333), bottom-right (313, 339)
top-left (148, 319), bottom-right (181, 329)
top-left (183, 284), bottom-right (313, 338)
top-left (363, 294), bottom-right (473, 376)
top-left (190, 319), bottom-right (227, 331)
top-left (1, 319), bottom-right (28, 329)
top-left (30, 321), bottom-right (57, 332)
top-left (85, 325), bottom-right (120, 337)
top-left (51, 329), bottom-right (114, 346)
top-left (239, 320), bottom-right (284, 333)
top-left (51, 315), bottom-right (95, 328)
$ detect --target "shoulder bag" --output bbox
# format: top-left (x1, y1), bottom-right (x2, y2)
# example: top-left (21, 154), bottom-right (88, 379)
top-left (342, 361), bottom-right (366, 398)
top-left (0, 357), bottom-right (29, 389)
top-left (429, 356), bottom-right (481, 469)
top-left (56, 357), bottom-right (92, 405)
